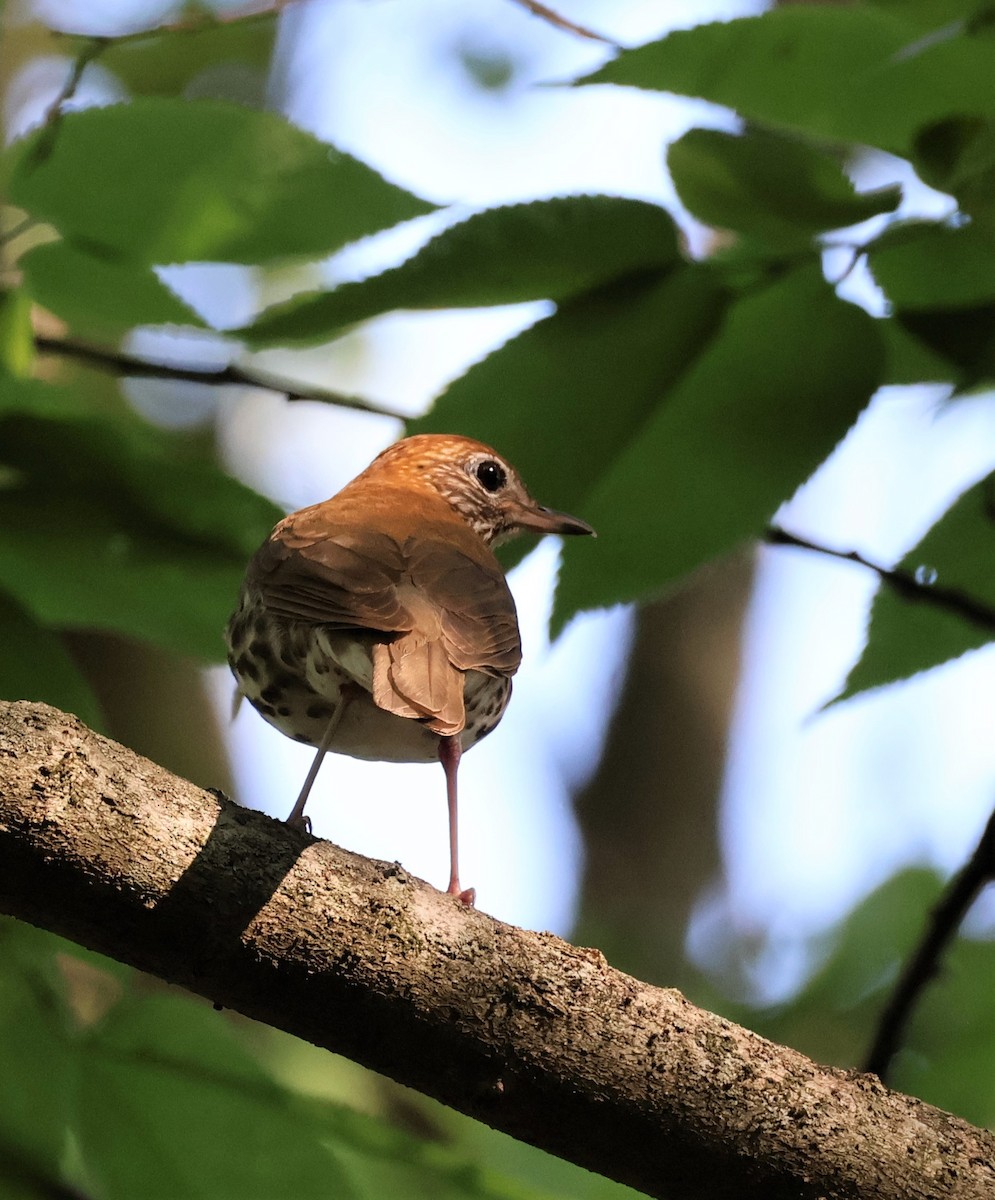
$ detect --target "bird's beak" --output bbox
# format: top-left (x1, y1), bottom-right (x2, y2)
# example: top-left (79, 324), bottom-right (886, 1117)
top-left (512, 503), bottom-right (596, 538)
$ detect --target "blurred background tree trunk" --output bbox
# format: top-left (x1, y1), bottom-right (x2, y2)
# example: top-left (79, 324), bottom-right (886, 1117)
top-left (573, 549), bottom-right (754, 987)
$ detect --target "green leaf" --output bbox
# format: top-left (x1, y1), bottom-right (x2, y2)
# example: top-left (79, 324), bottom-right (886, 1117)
top-left (438, 1111), bottom-right (645, 1200)
top-left (868, 222), bottom-right (995, 382)
top-left (579, 7), bottom-right (995, 159)
top-left (869, 222), bottom-right (995, 308)
top-left (898, 304), bottom-right (995, 383)
top-left (898, 928), bottom-right (995, 1129)
top-left (0, 377), bottom-right (281, 557)
top-left (241, 196), bottom-right (680, 345)
top-left (9, 99), bottom-right (434, 266)
top-left (668, 127), bottom-right (901, 248)
top-left (0, 923), bottom-right (76, 1189)
top-left (914, 117), bottom-right (995, 232)
top-left (879, 318), bottom-right (955, 386)
top-left (410, 265), bottom-right (729, 544)
top-left (838, 471), bottom-right (995, 701)
top-left (96, 17), bottom-right (277, 100)
top-left (553, 266), bottom-right (883, 628)
top-left (310, 1102), bottom-right (561, 1200)
top-left (21, 241), bottom-right (204, 337)
top-left (0, 589), bottom-right (103, 728)
top-left (0, 377), bottom-right (280, 661)
top-left (0, 488), bottom-right (244, 661)
top-left (75, 995), bottom-right (357, 1200)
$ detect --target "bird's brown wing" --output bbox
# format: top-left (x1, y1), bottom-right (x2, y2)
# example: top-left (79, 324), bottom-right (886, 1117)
top-left (248, 528), bottom-right (411, 632)
top-left (401, 538), bottom-right (521, 677)
top-left (247, 521), bottom-right (521, 735)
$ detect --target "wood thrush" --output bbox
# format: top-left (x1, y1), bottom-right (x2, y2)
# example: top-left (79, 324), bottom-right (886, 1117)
top-left (226, 433), bottom-right (594, 903)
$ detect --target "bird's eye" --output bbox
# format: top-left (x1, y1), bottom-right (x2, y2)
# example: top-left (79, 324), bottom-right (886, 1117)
top-left (475, 460), bottom-right (507, 492)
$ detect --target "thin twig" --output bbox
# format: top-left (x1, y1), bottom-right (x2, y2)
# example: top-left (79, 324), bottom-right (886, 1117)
top-left (0, 215), bottom-right (38, 249)
top-left (864, 806), bottom-right (995, 1081)
top-left (765, 525), bottom-right (995, 634)
top-left (28, 38), bottom-right (107, 166)
top-left (507, 0), bottom-right (617, 45)
top-left (35, 336), bottom-right (406, 419)
top-left (826, 243), bottom-right (866, 286)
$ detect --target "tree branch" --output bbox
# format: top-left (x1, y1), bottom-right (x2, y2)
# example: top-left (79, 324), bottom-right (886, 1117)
top-left (765, 525), bottom-right (995, 634)
top-left (864, 806), bottom-right (995, 1082)
top-left (35, 336), bottom-right (406, 418)
top-left (1, 700), bottom-right (994, 1200)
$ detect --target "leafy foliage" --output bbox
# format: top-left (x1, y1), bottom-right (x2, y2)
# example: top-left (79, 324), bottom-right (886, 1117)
top-left (0, 920), bottom-right (591, 1200)
top-left (578, 6), bottom-right (995, 159)
top-left (9, 99), bottom-right (435, 266)
top-left (0, 376), bottom-right (282, 660)
top-left (667, 126), bottom-right (901, 250)
top-left (241, 195), bottom-right (680, 345)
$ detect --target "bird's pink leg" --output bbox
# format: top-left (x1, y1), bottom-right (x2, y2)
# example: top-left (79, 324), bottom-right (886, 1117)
top-left (438, 734), bottom-right (475, 906)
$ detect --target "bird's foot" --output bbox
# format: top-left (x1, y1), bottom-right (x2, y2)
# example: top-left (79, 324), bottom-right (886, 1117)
top-left (447, 881), bottom-right (476, 907)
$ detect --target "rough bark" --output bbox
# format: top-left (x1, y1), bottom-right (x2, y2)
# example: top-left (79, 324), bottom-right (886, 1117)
top-left (0, 701), bottom-right (992, 1200)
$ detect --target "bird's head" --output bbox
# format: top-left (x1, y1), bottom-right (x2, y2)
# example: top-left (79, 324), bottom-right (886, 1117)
top-left (362, 434), bottom-right (595, 547)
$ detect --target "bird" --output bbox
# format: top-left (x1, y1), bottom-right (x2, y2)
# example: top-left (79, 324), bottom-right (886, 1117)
top-left (226, 433), bottom-right (594, 903)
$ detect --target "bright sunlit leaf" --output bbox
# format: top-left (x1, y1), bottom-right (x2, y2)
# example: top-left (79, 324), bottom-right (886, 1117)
top-left (9, 99), bottom-right (434, 266)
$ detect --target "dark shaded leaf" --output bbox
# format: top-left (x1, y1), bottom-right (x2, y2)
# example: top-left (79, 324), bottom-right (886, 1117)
top-left (868, 221), bottom-right (995, 308)
top-left (241, 196), bottom-right (680, 346)
top-left (868, 222), bottom-right (995, 381)
top-left (668, 127), bottom-right (900, 248)
top-left (879, 318), bottom-right (955, 385)
top-left (914, 117), bottom-right (995, 231)
top-left (9, 99), bottom-right (434, 266)
top-left (899, 304), bottom-right (995, 382)
top-left (0, 488), bottom-right (244, 661)
top-left (307, 1101), bottom-right (564, 1200)
top-left (411, 265), bottom-right (730, 551)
